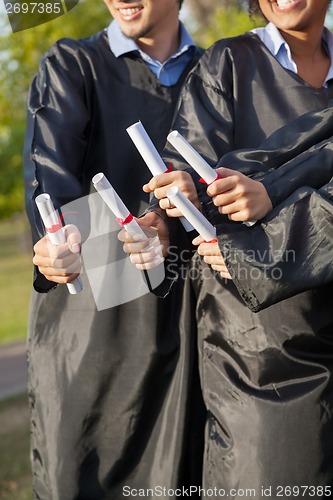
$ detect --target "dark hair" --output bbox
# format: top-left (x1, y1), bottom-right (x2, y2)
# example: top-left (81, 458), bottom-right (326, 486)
top-left (248, 0), bottom-right (262, 16)
top-left (179, 0), bottom-right (184, 7)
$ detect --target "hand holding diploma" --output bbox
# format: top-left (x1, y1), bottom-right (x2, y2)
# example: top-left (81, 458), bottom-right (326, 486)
top-left (118, 212), bottom-right (169, 271)
top-left (166, 186), bottom-right (231, 279)
top-left (207, 167), bottom-right (273, 223)
top-left (126, 121), bottom-right (200, 221)
top-left (143, 169), bottom-right (200, 216)
top-left (192, 235), bottom-right (231, 280)
top-left (34, 194), bottom-right (83, 292)
top-left (92, 173), bottom-right (165, 269)
top-left (167, 130), bottom-right (271, 225)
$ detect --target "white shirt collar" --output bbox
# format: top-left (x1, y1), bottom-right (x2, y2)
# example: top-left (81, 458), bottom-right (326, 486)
top-left (253, 22), bottom-right (333, 87)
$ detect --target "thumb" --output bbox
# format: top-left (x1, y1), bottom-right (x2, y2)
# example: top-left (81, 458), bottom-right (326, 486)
top-left (215, 166), bottom-right (237, 178)
top-left (136, 211), bottom-right (161, 229)
top-left (135, 212), bottom-right (168, 240)
top-left (64, 224), bottom-right (81, 253)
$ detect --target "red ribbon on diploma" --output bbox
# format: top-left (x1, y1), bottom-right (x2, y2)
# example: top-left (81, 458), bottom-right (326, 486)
top-left (199, 173), bottom-right (221, 185)
top-left (116, 213), bottom-right (134, 226)
top-left (45, 211), bottom-right (78, 234)
top-left (46, 221), bottom-right (63, 233)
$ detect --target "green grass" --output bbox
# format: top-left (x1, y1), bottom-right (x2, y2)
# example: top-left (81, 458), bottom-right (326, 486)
top-left (0, 216), bottom-right (33, 345)
top-left (0, 218), bottom-right (33, 498)
top-left (0, 395), bottom-right (32, 500)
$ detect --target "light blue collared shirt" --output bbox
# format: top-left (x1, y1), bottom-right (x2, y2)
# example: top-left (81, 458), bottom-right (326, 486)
top-left (107, 20), bottom-right (196, 86)
top-left (253, 22), bottom-right (333, 87)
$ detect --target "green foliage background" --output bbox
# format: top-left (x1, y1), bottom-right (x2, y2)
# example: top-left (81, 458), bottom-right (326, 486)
top-left (191, 6), bottom-right (265, 48)
top-left (0, 0), bottom-right (109, 218)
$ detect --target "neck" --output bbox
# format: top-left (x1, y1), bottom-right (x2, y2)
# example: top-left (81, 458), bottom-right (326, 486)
top-left (279, 23), bottom-right (330, 88)
top-left (281, 27), bottom-right (325, 62)
top-left (137, 22), bottom-right (180, 62)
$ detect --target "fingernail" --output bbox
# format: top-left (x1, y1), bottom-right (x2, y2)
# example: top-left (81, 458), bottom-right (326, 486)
top-left (152, 255), bottom-right (164, 265)
top-left (71, 243), bottom-right (80, 253)
top-left (132, 233), bottom-right (145, 241)
top-left (154, 245), bottom-right (163, 256)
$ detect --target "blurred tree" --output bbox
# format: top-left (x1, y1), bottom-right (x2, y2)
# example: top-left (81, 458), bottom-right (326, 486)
top-left (187, 0), bottom-right (246, 26)
top-left (187, 0), bottom-right (265, 47)
top-left (0, 0), bottom-right (109, 218)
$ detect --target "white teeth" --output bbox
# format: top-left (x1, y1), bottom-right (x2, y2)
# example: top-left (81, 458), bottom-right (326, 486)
top-left (120, 7), bottom-right (142, 16)
top-left (276, 0), bottom-right (296, 6)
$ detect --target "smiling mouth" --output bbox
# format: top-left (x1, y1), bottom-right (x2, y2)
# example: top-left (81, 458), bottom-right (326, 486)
top-left (273, 0), bottom-right (301, 7)
top-left (119, 6), bottom-right (143, 17)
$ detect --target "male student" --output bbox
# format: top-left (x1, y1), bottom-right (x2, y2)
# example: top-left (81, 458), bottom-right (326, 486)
top-left (24, 1), bottom-right (204, 498)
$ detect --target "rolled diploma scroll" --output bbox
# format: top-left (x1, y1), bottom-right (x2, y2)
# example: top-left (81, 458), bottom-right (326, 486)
top-left (126, 121), bottom-right (193, 232)
top-left (126, 121), bottom-right (167, 176)
top-left (167, 186), bottom-right (216, 243)
top-left (92, 173), bottom-right (147, 240)
top-left (167, 130), bottom-right (218, 185)
top-left (167, 130), bottom-right (256, 227)
top-left (35, 193), bottom-right (83, 294)
top-left (93, 173), bottom-right (165, 270)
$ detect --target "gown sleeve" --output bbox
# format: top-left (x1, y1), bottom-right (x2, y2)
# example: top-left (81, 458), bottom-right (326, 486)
top-left (205, 107), bottom-right (333, 311)
top-left (217, 106), bottom-right (333, 207)
top-left (23, 40), bottom-right (90, 291)
top-left (217, 179), bottom-right (333, 312)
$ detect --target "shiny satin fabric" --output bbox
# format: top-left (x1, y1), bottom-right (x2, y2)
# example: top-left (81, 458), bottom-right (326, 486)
top-left (191, 260), bottom-right (333, 496)
top-left (24, 31), bottom-right (205, 499)
top-left (220, 106), bottom-right (333, 207)
top-left (162, 33), bottom-right (333, 498)
top-left (27, 273), bottom-right (203, 499)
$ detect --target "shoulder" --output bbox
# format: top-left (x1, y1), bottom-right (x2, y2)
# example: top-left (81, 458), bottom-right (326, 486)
top-left (201, 32), bottom-right (266, 70)
top-left (35, 30), bottom-right (111, 91)
top-left (182, 32), bottom-right (269, 99)
top-left (29, 31), bottom-right (108, 106)
top-left (189, 32), bottom-right (269, 86)
top-left (41, 30), bottom-right (110, 69)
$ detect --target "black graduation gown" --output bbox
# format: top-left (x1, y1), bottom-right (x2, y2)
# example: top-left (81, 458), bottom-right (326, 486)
top-left (24, 30), bottom-right (205, 499)
top-left (162, 33), bottom-right (333, 498)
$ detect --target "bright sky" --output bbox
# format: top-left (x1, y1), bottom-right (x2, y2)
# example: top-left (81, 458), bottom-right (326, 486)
top-left (0, 2), bottom-right (11, 36)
